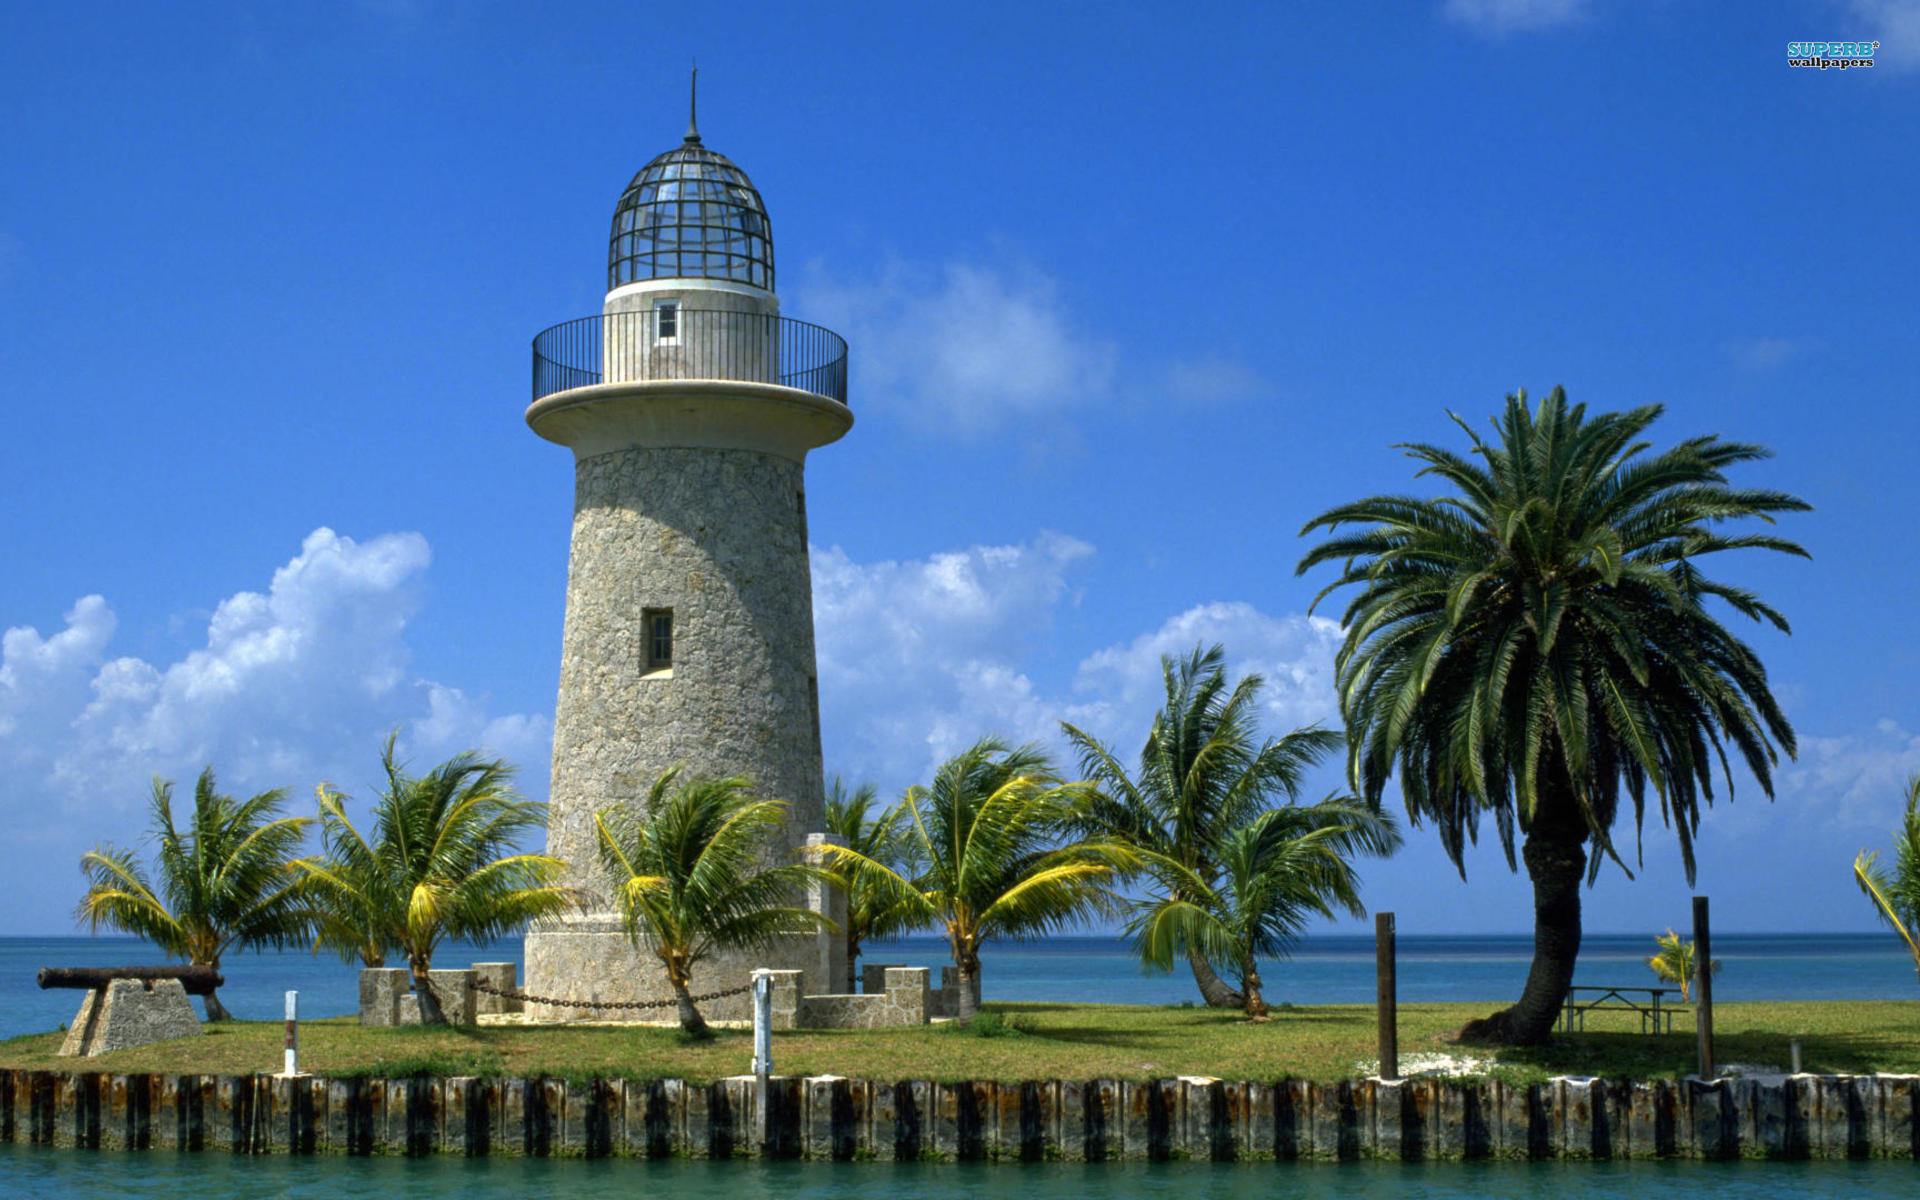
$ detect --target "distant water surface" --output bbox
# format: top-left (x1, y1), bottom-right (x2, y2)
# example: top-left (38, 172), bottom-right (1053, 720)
top-left (0, 932), bottom-right (1912, 1040)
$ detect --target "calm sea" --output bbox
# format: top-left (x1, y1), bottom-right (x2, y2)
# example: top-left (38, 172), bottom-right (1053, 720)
top-left (2, 932), bottom-right (1912, 1040)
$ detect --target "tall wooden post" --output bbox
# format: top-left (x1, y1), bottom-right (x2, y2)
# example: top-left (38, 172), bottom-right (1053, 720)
top-left (1375, 911), bottom-right (1398, 1081)
top-left (1693, 895), bottom-right (1714, 1079)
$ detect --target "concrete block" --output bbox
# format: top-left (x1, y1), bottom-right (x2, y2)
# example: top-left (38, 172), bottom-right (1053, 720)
top-left (1370, 1078), bottom-right (1404, 1160)
top-left (471, 963), bottom-right (521, 1015)
top-left (358, 968), bottom-right (410, 1027)
top-left (425, 969), bottom-right (478, 1026)
top-left (1875, 1075), bottom-right (1916, 1158)
top-left (861, 962), bottom-right (904, 994)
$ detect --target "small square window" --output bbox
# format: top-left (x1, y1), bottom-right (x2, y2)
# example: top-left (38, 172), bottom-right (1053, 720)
top-left (643, 608), bottom-right (673, 674)
top-left (655, 301), bottom-right (678, 340)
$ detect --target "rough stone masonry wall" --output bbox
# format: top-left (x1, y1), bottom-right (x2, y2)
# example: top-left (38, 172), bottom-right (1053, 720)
top-left (526, 443), bottom-right (830, 1019)
top-left (3, 1069), bottom-right (1913, 1161)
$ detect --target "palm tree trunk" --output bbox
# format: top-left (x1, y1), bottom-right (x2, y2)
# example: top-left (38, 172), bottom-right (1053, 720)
top-left (669, 975), bottom-right (711, 1037)
top-left (412, 958), bottom-right (447, 1026)
top-left (1461, 822), bottom-right (1587, 1045)
top-left (1187, 948), bottom-right (1245, 1009)
top-left (201, 989), bottom-right (234, 1022)
top-left (845, 933), bottom-right (861, 994)
top-left (955, 957), bottom-right (982, 1027)
top-left (1240, 962), bottom-right (1270, 1019)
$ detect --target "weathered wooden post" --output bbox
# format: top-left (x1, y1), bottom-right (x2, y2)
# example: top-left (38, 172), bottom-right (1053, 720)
top-left (1376, 911), bottom-right (1398, 1080)
top-left (1693, 895), bottom-right (1714, 1079)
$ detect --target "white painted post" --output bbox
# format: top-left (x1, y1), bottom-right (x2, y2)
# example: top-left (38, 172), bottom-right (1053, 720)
top-left (751, 969), bottom-right (772, 1076)
top-left (282, 990), bottom-right (299, 1077)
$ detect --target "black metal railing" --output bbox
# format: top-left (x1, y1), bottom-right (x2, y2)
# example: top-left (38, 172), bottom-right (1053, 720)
top-left (530, 310), bottom-right (848, 405)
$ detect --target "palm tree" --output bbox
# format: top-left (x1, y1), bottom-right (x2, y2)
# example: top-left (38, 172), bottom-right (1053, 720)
top-left (1129, 799), bottom-right (1398, 1017)
top-left (1298, 388), bottom-right (1807, 1044)
top-left (1646, 928), bottom-right (1719, 1003)
top-left (1854, 773), bottom-right (1920, 984)
top-left (595, 768), bottom-right (836, 1035)
top-left (77, 768), bottom-right (314, 1021)
top-left (824, 775), bottom-right (924, 992)
top-left (302, 737), bottom-right (576, 1024)
top-left (821, 737), bottom-right (1134, 1026)
top-left (1064, 645), bottom-right (1356, 1008)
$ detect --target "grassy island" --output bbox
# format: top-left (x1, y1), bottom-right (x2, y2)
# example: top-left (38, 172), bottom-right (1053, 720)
top-left (4, 1000), bottom-right (1915, 1085)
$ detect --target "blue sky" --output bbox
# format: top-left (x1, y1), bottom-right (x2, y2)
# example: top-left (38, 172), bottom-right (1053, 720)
top-left (1, 1), bottom-right (1916, 938)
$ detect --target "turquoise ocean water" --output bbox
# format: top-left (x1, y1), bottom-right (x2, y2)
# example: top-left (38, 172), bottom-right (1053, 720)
top-left (2, 932), bottom-right (1913, 1038)
top-left (0, 1145), bottom-right (1914, 1199)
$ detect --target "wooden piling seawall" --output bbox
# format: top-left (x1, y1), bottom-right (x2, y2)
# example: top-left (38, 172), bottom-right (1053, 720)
top-left (0, 1069), bottom-right (1912, 1161)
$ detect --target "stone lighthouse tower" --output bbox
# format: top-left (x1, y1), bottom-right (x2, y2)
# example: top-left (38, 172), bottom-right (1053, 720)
top-left (520, 91), bottom-right (851, 1019)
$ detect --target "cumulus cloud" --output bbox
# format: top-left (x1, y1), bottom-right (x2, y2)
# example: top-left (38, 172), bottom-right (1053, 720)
top-left (1844, 0), bottom-right (1920, 69)
top-left (796, 257), bottom-right (1267, 436)
top-left (0, 528), bottom-right (551, 833)
top-left (1443, 0), bottom-right (1590, 35)
top-left (811, 536), bottom-right (1342, 792)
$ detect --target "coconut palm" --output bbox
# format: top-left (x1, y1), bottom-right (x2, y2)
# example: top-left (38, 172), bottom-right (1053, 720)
top-left (1129, 799), bottom-right (1398, 1017)
top-left (1298, 388), bottom-right (1807, 1044)
top-left (821, 737), bottom-right (1134, 1026)
top-left (76, 768), bottom-right (315, 1021)
top-left (1646, 928), bottom-right (1720, 1003)
top-left (824, 775), bottom-right (924, 992)
top-left (595, 768), bottom-right (836, 1035)
top-left (302, 737), bottom-right (576, 1024)
top-left (1854, 773), bottom-right (1920, 984)
top-left (1063, 645), bottom-right (1360, 1008)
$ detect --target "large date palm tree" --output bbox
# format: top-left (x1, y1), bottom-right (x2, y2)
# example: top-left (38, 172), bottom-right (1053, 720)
top-left (1298, 388), bottom-right (1807, 1044)
top-left (77, 769), bottom-right (315, 1021)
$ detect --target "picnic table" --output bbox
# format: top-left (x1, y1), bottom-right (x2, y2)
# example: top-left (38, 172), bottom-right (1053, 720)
top-left (1559, 985), bottom-right (1680, 1035)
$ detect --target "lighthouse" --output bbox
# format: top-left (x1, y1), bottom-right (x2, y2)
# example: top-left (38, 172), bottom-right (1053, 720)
top-left (520, 87), bottom-right (851, 1019)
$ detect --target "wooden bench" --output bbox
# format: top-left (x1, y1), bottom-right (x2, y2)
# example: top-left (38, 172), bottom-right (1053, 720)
top-left (1559, 985), bottom-right (1680, 1035)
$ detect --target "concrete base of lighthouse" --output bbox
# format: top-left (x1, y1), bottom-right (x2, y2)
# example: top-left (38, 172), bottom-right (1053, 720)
top-left (522, 916), bottom-right (816, 1023)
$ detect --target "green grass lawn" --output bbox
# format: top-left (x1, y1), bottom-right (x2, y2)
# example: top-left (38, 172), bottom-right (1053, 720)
top-left (4, 1000), bottom-right (1914, 1084)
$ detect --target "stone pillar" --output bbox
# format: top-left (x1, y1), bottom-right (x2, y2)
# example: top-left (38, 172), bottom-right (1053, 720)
top-left (881, 967), bottom-right (928, 1026)
top-left (472, 963), bottom-right (521, 1015)
top-left (861, 962), bottom-right (905, 995)
top-left (57, 979), bottom-right (202, 1057)
top-left (805, 832), bottom-right (848, 994)
top-left (358, 968), bottom-right (410, 1027)
top-left (763, 970), bottom-right (801, 1031)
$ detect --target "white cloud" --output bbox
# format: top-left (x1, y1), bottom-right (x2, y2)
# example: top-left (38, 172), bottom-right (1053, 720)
top-left (812, 537), bottom-right (1342, 794)
top-left (796, 257), bottom-right (1268, 436)
top-left (0, 528), bottom-right (551, 835)
top-left (1725, 336), bottom-right (1817, 370)
top-left (1065, 603), bottom-right (1345, 748)
top-left (1845, 0), bottom-right (1920, 70)
top-left (799, 258), bottom-right (1116, 436)
top-left (1444, 0), bottom-right (1589, 36)
top-left (1781, 718), bottom-right (1920, 831)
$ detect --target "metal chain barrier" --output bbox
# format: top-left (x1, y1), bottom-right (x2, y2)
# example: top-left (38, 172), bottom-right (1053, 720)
top-left (472, 977), bottom-right (752, 1013)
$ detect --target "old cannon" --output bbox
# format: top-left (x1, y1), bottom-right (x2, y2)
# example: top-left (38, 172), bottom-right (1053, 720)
top-left (41, 965), bottom-right (221, 1057)
top-left (38, 964), bottom-right (225, 995)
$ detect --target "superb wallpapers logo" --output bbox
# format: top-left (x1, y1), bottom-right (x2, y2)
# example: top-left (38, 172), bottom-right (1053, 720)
top-left (1787, 41), bottom-right (1879, 69)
